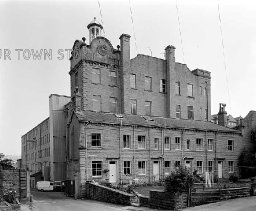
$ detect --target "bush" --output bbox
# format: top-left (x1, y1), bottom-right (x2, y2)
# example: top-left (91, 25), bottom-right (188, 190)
top-left (229, 174), bottom-right (238, 183)
top-left (238, 150), bottom-right (256, 178)
top-left (165, 166), bottom-right (194, 194)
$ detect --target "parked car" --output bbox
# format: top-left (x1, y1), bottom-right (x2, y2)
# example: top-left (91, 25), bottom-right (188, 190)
top-left (53, 181), bottom-right (64, 191)
top-left (36, 181), bottom-right (54, 191)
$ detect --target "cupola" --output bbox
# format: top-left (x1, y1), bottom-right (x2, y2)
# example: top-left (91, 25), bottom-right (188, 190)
top-left (87, 17), bottom-right (103, 43)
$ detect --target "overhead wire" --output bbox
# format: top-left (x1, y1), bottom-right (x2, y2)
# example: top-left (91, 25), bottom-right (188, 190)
top-left (98, 0), bottom-right (106, 37)
top-left (175, 0), bottom-right (185, 64)
top-left (128, 0), bottom-right (138, 55)
top-left (217, 0), bottom-right (231, 108)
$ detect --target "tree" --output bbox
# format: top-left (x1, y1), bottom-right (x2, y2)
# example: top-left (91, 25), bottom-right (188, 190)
top-left (238, 150), bottom-right (256, 178)
top-left (165, 166), bottom-right (194, 194)
top-left (0, 153), bottom-right (14, 170)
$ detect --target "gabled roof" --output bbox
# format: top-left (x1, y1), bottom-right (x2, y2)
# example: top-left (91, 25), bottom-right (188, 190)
top-left (75, 111), bottom-right (241, 134)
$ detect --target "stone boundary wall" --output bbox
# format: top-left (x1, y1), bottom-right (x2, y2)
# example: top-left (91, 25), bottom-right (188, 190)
top-left (149, 190), bottom-right (188, 210)
top-left (1, 169), bottom-right (27, 200)
top-left (148, 186), bottom-right (251, 209)
top-left (84, 182), bottom-right (133, 206)
top-left (192, 186), bottom-right (251, 206)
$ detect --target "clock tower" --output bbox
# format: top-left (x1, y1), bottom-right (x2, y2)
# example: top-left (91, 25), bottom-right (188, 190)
top-left (87, 17), bottom-right (103, 43)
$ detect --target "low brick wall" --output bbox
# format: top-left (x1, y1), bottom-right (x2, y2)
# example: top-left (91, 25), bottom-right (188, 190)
top-left (84, 182), bottom-right (133, 206)
top-left (149, 190), bottom-right (188, 210)
top-left (1, 169), bottom-right (27, 200)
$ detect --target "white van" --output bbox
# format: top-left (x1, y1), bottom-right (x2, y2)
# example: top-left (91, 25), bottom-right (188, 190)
top-left (36, 181), bottom-right (54, 191)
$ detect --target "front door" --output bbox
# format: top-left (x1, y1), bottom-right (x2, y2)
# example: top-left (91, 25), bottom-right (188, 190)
top-left (153, 161), bottom-right (160, 181)
top-left (109, 161), bottom-right (117, 183)
top-left (218, 161), bottom-right (223, 178)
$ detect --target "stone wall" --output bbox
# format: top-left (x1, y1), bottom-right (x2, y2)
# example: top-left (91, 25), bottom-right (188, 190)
top-left (1, 169), bottom-right (27, 200)
top-left (84, 182), bottom-right (133, 206)
top-left (191, 186), bottom-right (251, 206)
top-left (149, 190), bottom-right (188, 210)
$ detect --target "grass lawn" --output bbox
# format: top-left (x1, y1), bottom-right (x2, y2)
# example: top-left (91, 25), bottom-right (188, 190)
top-left (133, 185), bottom-right (165, 197)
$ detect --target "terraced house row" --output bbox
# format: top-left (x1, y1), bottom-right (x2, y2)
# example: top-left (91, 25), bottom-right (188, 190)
top-left (21, 18), bottom-right (252, 197)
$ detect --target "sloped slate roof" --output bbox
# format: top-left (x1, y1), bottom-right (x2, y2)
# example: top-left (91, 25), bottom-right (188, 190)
top-left (75, 111), bottom-right (241, 134)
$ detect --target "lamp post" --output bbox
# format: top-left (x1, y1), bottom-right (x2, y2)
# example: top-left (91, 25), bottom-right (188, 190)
top-left (25, 137), bottom-right (36, 201)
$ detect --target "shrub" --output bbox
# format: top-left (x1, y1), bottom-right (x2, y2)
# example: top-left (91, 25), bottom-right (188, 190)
top-left (229, 174), bottom-right (238, 183)
top-left (165, 166), bottom-right (194, 194)
top-left (238, 150), bottom-right (256, 178)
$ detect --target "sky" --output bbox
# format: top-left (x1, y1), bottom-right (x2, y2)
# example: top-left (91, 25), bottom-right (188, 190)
top-left (0, 0), bottom-right (256, 157)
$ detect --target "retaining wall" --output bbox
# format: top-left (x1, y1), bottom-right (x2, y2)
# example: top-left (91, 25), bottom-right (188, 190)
top-left (84, 182), bottom-right (133, 206)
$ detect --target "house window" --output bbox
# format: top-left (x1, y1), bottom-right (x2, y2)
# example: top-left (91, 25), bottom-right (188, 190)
top-left (164, 161), bottom-right (171, 175)
top-left (197, 161), bottom-right (203, 174)
top-left (187, 84), bottom-right (193, 97)
top-left (208, 161), bottom-right (213, 172)
top-left (130, 74), bottom-right (136, 89)
top-left (109, 70), bottom-right (117, 85)
top-left (208, 139), bottom-right (213, 151)
top-left (138, 135), bottom-right (146, 149)
top-left (228, 140), bottom-right (234, 151)
top-left (75, 71), bottom-right (78, 87)
top-left (109, 97), bottom-right (117, 113)
top-left (196, 138), bottom-right (203, 151)
top-left (145, 76), bottom-right (152, 91)
top-left (175, 161), bottom-right (181, 168)
top-left (92, 95), bottom-right (101, 112)
top-left (91, 133), bottom-right (101, 147)
top-left (92, 161), bottom-right (102, 177)
top-left (160, 79), bottom-right (166, 93)
top-left (186, 139), bottom-right (190, 150)
top-left (164, 137), bottom-right (170, 150)
top-left (176, 105), bottom-right (181, 119)
top-left (154, 138), bottom-right (159, 150)
top-left (203, 87), bottom-right (207, 96)
top-left (130, 99), bottom-right (137, 115)
top-left (187, 106), bottom-right (194, 120)
top-left (124, 161), bottom-right (131, 175)
top-left (92, 68), bottom-right (100, 84)
top-left (175, 137), bottom-right (181, 150)
top-left (123, 135), bottom-right (131, 149)
top-left (175, 82), bottom-right (181, 95)
top-left (200, 86), bottom-right (202, 95)
top-left (138, 161), bottom-right (146, 175)
top-left (228, 161), bottom-right (234, 173)
top-left (145, 101), bottom-right (152, 116)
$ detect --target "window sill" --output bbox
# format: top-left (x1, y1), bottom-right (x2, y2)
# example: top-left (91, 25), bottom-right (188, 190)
top-left (90, 147), bottom-right (103, 149)
top-left (138, 174), bottom-right (146, 176)
top-left (187, 96), bottom-right (195, 99)
top-left (144, 89), bottom-right (152, 92)
top-left (131, 88), bottom-right (137, 90)
top-left (159, 91), bottom-right (167, 94)
top-left (92, 82), bottom-right (101, 85)
top-left (92, 176), bottom-right (102, 178)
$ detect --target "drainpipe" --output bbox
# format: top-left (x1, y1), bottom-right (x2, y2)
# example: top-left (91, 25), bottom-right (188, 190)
top-left (119, 119), bottom-right (123, 183)
top-left (161, 124), bottom-right (165, 181)
top-left (148, 127), bottom-right (151, 183)
top-left (133, 125), bottom-right (135, 180)
top-left (214, 130), bottom-right (218, 178)
top-left (181, 129), bottom-right (184, 165)
top-left (205, 130), bottom-right (208, 173)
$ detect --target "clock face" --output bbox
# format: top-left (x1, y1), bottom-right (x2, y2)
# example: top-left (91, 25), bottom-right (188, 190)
top-left (97, 44), bottom-right (108, 56)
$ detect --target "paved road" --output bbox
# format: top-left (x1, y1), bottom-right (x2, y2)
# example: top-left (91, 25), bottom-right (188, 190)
top-left (184, 196), bottom-right (256, 211)
top-left (19, 190), bottom-right (159, 211)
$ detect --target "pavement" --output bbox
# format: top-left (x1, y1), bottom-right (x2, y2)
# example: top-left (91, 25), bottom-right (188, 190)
top-left (19, 190), bottom-right (256, 211)
top-left (183, 195), bottom-right (256, 211)
top-left (19, 190), bottom-right (161, 211)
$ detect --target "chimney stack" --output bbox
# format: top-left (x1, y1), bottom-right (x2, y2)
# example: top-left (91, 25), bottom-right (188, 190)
top-left (218, 103), bottom-right (227, 127)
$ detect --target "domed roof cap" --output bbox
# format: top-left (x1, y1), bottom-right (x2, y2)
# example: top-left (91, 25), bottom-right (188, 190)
top-left (87, 17), bottom-right (103, 29)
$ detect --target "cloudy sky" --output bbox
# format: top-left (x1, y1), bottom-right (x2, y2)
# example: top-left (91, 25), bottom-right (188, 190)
top-left (1, 0), bottom-right (256, 156)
